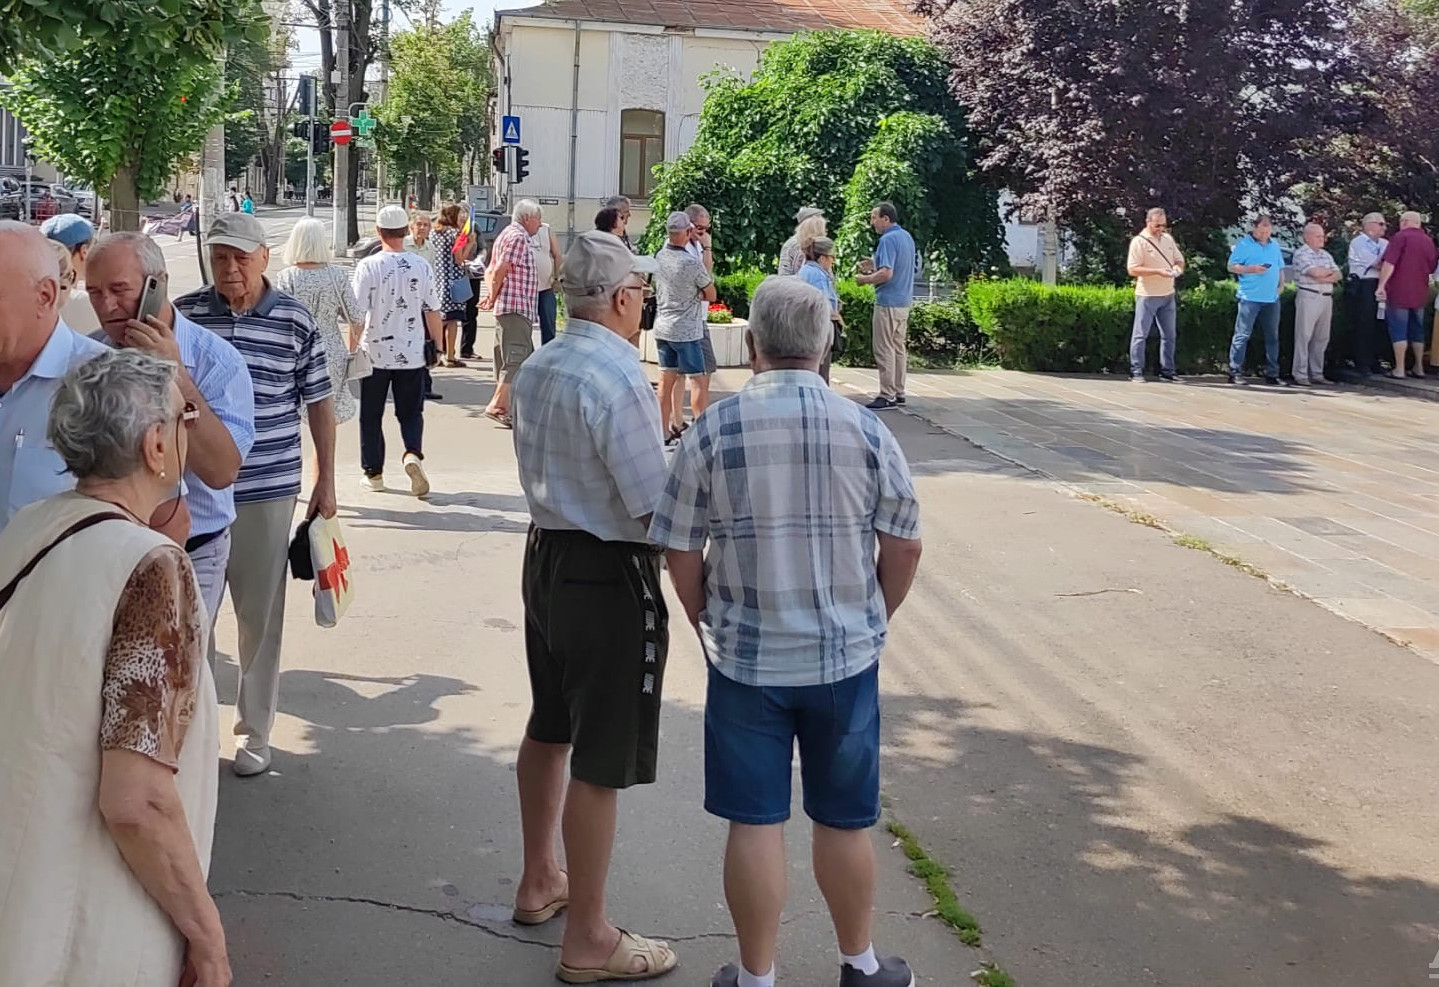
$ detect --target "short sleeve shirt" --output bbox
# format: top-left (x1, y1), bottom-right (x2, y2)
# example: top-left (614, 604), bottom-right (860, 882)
top-left (352, 251), bottom-right (444, 370)
top-left (101, 546), bottom-right (204, 771)
top-left (174, 284), bottom-right (333, 504)
top-left (487, 223), bottom-right (539, 323)
top-left (653, 244), bottom-right (713, 343)
top-left (648, 370), bottom-right (921, 688)
top-left (1227, 236), bottom-right (1285, 303)
top-left (1381, 227), bottom-right (1439, 310)
top-left (1127, 233), bottom-right (1183, 297)
top-left (873, 225), bottom-right (916, 308)
top-left (1292, 245), bottom-right (1339, 290)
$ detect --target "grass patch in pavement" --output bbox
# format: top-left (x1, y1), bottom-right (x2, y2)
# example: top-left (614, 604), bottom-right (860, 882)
top-left (972, 964), bottom-right (1018, 987)
top-left (886, 820), bottom-right (981, 946)
top-left (1076, 492), bottom-right (1270, 580)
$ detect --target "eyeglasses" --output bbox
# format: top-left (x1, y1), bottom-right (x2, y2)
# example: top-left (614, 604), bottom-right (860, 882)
top-left (618, 283), bottom-right (653, 300)
top-left (693, 225), bottom-right (710, 234)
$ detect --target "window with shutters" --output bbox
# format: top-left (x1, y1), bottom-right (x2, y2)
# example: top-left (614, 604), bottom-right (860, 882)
top-left (619, 109), bottom-right (665, 201)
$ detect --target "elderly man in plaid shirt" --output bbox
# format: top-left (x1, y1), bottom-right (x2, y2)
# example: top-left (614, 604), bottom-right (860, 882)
top-left (650, 276), bottom-right (924, 987)
top-left (507, 230), bottom-right (679, 983)
top-left (479, 199), bottom-right (543, 427)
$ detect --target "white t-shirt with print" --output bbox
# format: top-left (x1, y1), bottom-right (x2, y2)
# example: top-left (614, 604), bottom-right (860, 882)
top-left (352, 250), bottom-right (443, 370)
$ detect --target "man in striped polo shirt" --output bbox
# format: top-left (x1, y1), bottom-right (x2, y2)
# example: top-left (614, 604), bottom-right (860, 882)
top-left (175, 213), bottom-right (337, 778)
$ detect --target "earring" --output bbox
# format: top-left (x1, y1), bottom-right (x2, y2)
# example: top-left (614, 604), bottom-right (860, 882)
top-left (160, 469), bottom-right (166, 480)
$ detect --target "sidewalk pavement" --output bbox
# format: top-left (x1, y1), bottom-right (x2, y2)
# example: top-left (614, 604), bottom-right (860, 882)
top-left (208, 365), bottom-right (985, 985)
top-left (833, 366), bottom-right (1439, 665)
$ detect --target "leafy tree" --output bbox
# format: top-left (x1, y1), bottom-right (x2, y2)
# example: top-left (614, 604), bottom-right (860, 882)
top-left (0, 1), bottom-right (264, 230)
top-left (0, 0), bottom-right (257, 73)
top-left (920, 0), bottom-right (1358, 277)
top-left (1296, 1), bottom-right (1439, 224)
top-left (376, 13), bottom-right (492, 206)
top-left (643, 30), bottom-right (1005, 277)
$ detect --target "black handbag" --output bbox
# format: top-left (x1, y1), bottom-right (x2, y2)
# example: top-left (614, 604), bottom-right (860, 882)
top-left (831, 319), bottom-right (847, 359)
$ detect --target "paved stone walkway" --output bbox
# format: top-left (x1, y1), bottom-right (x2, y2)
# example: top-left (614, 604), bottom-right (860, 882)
top-left (834, 367), bottom-right (1439, 664)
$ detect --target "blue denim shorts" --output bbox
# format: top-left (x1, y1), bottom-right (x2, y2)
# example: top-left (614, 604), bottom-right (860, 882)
top-left (704, 662), bottom-right (881, 830)
top-left (656, 338), bottom-right (708, 376)
top-left (1386, 305), bottom-right (1427, 344)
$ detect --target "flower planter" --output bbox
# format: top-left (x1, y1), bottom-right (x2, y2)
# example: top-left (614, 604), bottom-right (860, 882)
top-left (640, 318), bottom-right (749, 368)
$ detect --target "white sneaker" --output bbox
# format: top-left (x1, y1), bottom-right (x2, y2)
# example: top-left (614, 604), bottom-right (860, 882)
top-left (404, 453), bottom-right (430, 498)
top-left (363, 474), bottom-right (384, 492)
top-left (233, 744), bottom-right (271, 777)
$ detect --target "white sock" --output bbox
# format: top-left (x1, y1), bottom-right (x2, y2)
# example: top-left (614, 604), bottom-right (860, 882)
top-left (737, 965), bottom-right (775, 987)
top-left (841, 945), bottom-right (879, 976)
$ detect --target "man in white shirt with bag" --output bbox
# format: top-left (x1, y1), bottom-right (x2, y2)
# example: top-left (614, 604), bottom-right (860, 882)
top-left (352, 205), bottom-right (445, 498)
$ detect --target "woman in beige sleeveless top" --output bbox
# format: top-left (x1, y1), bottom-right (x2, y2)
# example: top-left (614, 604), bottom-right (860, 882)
top-left (0, 350), bottom-right (228, 986)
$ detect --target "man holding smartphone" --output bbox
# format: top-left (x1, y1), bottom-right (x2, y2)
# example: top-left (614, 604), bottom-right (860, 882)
top-left (86, 233), bottom-right (256, 624)
top-left (1126, 207), bottom-right (1184, 382)
top-left (1226, 214), bottom-right (1286, 385)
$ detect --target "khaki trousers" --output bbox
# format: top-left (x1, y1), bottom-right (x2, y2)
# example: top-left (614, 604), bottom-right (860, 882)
top-left (1292, 289), bottom-right (1333, 382)
top-left (872, 305), bottom-right (911, 400)
top-left (220, 496), bottom-right (297, 748)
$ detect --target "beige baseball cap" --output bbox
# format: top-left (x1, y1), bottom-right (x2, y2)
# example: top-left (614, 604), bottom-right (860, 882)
top-left (560, 231), bottom-right (657, 296)
top-left (207, 212), bottom-right (267, 252)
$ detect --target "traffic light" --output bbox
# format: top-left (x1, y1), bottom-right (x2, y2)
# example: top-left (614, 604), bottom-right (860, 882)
top-left (513, 147), bottom-right (530, 184)
top-left (311, 125), bottom-right (331, 153)
top-left (297, 75), bottom-right (315, 117)
top-left (292, 120), bottom-right (312, 141)
top-left (491, 146), bottom-right (507, 175)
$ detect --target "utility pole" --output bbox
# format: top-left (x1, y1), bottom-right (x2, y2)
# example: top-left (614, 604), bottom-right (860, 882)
top-left (332, 0), bottom-right (350, 256)
top-left (375, 0), bottom-right (390, 205)
top-left (303, 75), bottom-right (317, 218)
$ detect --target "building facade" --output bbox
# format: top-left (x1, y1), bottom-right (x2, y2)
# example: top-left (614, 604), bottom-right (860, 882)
top-left (491, 0), bottom-right (922, 244)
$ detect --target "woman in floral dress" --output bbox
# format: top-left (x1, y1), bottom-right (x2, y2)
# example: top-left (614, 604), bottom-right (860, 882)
top-left (430, 202), bottom-right (476, 367)
top-left (274, 218), bottom-right (362, 424)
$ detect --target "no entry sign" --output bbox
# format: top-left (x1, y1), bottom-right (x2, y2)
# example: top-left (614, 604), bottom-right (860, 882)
top-left (330, 120), bottom-right (353, 145)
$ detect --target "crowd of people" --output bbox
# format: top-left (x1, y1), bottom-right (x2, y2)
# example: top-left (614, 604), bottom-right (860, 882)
top-left (1127, 207), bottom-right (1439, 384)
top-left (0, 184), bottom-right (926, 987)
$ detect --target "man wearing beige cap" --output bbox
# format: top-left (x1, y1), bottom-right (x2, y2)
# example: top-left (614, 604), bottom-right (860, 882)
top-left (507, 230), bottom-right (678, 983)
top-left (175, 211), bottom-right (336, 777)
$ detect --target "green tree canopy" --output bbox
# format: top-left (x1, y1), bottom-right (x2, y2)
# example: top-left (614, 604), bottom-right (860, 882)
top-left (0, 0), bottom-right (265, 230)
top-left (0, 0), bottom-right (259, 73)
top-left (643, 30), bottom-right (1005, 277)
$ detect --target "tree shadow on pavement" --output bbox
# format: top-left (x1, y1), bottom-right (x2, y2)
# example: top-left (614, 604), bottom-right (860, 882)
top-left (878, 691), bottom-right (1439, 987)
top-left (902, 393), bottom-right (1319, 495)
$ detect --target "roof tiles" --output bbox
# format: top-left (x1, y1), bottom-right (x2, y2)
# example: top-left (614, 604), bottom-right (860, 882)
top-left (510, 0), bottom-right (925, 36)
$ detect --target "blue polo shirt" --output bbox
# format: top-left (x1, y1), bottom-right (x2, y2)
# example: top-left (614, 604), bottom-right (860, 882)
top-left (0, 323), bottom-right (107, 532)
top-left (1227, 235), bottom-right (1285, 303)
top-left (873, 225), bottom-right (916, 308)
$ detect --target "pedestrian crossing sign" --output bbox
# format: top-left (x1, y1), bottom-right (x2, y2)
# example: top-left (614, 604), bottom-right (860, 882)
top-left (502, 115), bottom-right (521, 145)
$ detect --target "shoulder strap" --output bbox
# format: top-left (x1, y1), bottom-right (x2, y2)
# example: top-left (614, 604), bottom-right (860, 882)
top-left (0, 511), bottom-right (130, 611)
top-left (1140, 234), bottom-right (1177, 268)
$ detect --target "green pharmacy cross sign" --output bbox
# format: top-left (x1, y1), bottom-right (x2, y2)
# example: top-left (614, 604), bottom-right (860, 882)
top-left (350, 109), bottom-right (378, 138)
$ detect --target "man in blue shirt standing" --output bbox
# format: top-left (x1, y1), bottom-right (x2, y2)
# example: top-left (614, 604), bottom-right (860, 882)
top-left (856, 201), bottom-right (915, 410)
top-left (1226, 215), bottom-right (1287, 385)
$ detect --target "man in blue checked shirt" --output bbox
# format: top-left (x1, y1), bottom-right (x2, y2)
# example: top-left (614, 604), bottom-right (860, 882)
top-left (86, 233), bottom-right (255, 631)
top-left (651, 276), bottom-right (925, 987)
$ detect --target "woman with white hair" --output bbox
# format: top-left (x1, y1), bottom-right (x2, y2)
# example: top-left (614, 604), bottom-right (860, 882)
top-left (779, 207), bottom-right (826, 276)
top-left (0, 349), bottom-right (227, 986)
top-left (275, 217), bottom-right (362, 424)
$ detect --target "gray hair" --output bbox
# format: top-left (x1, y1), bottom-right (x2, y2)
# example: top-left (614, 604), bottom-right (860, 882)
top-left (88, 232), bottom-right (167, 278)
top-left (1362, 212), bottom-right (1385, 226)
top-left (748, 276), bottom-right (831, 360)
top-left (48, 349), bottom-right (177, 481)
top-left (685, 203), bottom-right (708, 221)
top-left (0, 219), bottom-right (60, 285)
top-left (282, 218), bottom-right (332, 266)
top-left (1146, 207), bottom-right (1167, 221)
top-left (602, 195), bottom-right (631, 211)
top-left (512, 198), bottom-right (542, 222)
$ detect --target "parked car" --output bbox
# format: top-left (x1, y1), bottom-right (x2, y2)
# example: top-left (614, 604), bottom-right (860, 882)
top-left (0, 178), bottom-right (21, 221)
top-left (12, 178), bottom-right (78, 217)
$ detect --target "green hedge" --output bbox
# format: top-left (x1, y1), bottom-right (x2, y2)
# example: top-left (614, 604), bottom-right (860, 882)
top-left (714, 271), bottom-right (1397, 374)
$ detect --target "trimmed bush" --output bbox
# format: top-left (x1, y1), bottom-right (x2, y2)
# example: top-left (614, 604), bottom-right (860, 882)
top-left (713, 270), bottom-right (768, 318)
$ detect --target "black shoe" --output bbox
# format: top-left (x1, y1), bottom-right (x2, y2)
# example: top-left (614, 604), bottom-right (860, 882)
top-left (1264, 375), bottom-right (1284, 386)
top-left (1159, 370), bottom-right (1181, 382)
top-left (426, 392), bottom-right (443, 401)
top-left (865, 397), bottom-right (897, 411)
top-left (1130, 372), bottom-right (1145, 383)
top-left (459, 350), bottom-right (476, 360)
top-left (895, 395), bottom-right (907, 405)
top-left (838, 956), bottom-right (916, 987)
top-left (1226, 372), bottom-right (1240, 384)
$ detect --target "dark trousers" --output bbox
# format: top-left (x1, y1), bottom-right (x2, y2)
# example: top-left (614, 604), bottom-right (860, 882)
top-left (461, 277), bottom-right (482, 356)
top-left (538, 289), bottom-right (557, 344)
top-left (1347, 276), bottom-right (1384, 371)
top-left (359, 367), bottom-right (426, 478)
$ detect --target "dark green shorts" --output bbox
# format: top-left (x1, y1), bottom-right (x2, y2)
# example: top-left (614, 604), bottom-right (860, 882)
top-left (521, 526), bottom-right (670, 789)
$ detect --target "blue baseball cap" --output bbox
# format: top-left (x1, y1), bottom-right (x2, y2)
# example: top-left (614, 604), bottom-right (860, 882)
top-left (40, 213), bottom-right (95, 250)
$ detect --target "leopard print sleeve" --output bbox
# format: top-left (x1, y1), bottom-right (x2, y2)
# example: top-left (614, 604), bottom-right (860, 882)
top-left (100, 545), bottom-right (203, 770)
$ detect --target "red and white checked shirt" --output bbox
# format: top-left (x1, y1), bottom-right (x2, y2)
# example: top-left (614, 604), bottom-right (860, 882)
top-left (487, 223), bottom-right (539, 323)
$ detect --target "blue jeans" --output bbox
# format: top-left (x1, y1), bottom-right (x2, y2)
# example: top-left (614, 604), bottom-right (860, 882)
top-left (1130, 294), bottom-right (1177, 375)
top-left (537, 288), bottom-right (557, 345)
top-left (703, 662), bottom-right (881, 829)
top-left (1230, 299), bottom-right (1281, 377)
top-left (1386, 305), bottom-right (1426, 344)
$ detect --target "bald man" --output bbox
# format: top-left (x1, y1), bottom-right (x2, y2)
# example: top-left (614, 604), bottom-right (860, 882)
top-left (0, 220), bottom-right (108, 532)
top-left (1376, 211), bottom-right (1439, 379)
top-left (1290, 222), bottom-right (1341, 385)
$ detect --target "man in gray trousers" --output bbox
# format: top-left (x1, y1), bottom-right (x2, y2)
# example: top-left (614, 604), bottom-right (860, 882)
top-left (1127, 207), bottom-right (1185, 382)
